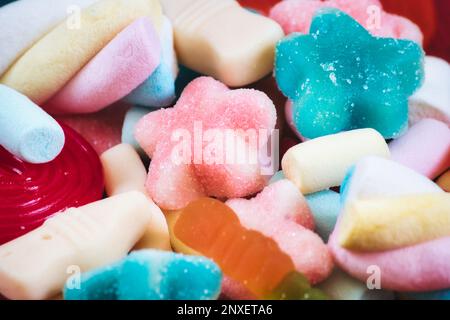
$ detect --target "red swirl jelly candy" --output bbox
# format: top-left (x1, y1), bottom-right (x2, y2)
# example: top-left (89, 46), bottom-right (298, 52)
top-left (0, 123), bottom-right (104, 245)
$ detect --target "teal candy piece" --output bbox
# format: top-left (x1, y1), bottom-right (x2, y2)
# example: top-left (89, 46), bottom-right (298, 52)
top-left (64, 250), bottom-right (222, 300)
top-left (275, 8), bottom-right (424, 139)
top-left (404, 289), bottom-right (450, 300)
top-left (305, 190), bottom-right (341, 241)
top-left (268, 170), bottom-right (286, 184)
top-left (339, 165), bottom-right (356, 205)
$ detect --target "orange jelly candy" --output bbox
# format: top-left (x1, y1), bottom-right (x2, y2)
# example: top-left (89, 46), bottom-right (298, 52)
top-left (170, 197), bottom-right (296, 298)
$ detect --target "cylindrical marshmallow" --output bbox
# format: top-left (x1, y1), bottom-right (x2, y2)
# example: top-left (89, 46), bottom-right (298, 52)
top-left (0, 84), bottom-right (65, 163)
top-left (389, 119), bottom-right (450, 179)
top-left (0, 0), bottom-right (97, 76)
top-left (281, 129), bottom-right (390, 194)
top-left (0, 191), bottom-right (153, 300)
top-left (0, 0), bottom-right (162, 104)
top-left (100, 144), bottom-right (171, 251)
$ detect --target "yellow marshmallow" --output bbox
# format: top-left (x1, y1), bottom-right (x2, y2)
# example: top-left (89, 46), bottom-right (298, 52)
top-left (0, 0), bottom-right (162, 104)
top-left (338, 193), bottom-right (450, 252)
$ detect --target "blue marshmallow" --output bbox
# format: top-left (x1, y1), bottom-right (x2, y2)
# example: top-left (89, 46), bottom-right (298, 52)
top-left (0, 84), bottom-right (65, 163)
top-left (305, 190), bottom-right (341, 241)
top-left (64, 250), bottom-right (222, 300)
top-left (124, 18), bottom-right (177, 108)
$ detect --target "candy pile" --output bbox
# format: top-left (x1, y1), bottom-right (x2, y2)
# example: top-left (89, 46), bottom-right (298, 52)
top-left (0, 0), bottom-right (449, 301)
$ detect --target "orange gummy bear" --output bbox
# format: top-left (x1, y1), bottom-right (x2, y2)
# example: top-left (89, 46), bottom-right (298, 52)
top-left (171, 197), bottom-right (296, 298)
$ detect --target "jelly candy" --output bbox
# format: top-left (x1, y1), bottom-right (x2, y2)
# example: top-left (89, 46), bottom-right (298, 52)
top-left (275, 9), bottom-right (424, 139)
top-left (0, 123), bottom-right (103, 245)
top-left (64, 250), bottom-right (222, 300)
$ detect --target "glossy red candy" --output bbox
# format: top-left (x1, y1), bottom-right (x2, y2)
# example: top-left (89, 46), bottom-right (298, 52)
top-left (238, 0), bottom-right (281, 16)
top-left (0, 123), bottom-right (104, 245)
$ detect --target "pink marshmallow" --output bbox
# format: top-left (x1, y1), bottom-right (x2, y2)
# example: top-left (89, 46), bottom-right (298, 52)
top-left (135, 77), bottom-right (277, 210)
top-left (269, 0), bottom-right (423, 44)
top-left (389, 119), bottom-right (450, 179)
top-left (329, 228), bottom-right (450, 292)
top-left (226, 180), bottom-right (333, 290)
top-left (45, 18), bottom-right (161, 115)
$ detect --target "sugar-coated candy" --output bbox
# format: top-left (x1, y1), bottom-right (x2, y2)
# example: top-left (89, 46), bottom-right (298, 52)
top-left (338, 193), bottom-right (450, 252)
top-left (226, 180), bottom-right (333, 285)
top-left (0, 192), bottom-right (154, 300)
top-left (121, 106), bottom-right (152, 155)
top-left (56, 102), bottom-right (131, 155)
top-left (0, 0), bottom-right (97, 76)
top-left (389, 119), bottom-right (450, 179)
top-left (409, 56), bottom-right (450, 126)
top-left (0, 0), bottom-right (162, 104)
top-left (0, 123), bottom-right (103, 245)
top-left (275, 9), bottom-right (424, 139)
top-left (330, 157), bottom-right (450, 292)
top-left (160, 0), bottom-right (284, 87)
top-left (270, 0), bottom-right (423, 43)
top-left (64, 250), bottom-right (222, 300)
top-left (282, 129), bottom-right (390, 194)
top-left (305, 190), bottom-right (341, 241)
top-left (169, 197), bottom-right (296, 298)
top-left (100, 144), bottom-right (170, 251)
top-left (135, 77), bottom-right (277, 210)
top-left (169, 195), bottom-right (328, 300)
top-left (437, 171), bottom-right (450, 192)
top-left (317, 269), bottom-right (394, 300)
top-left (0, 84), bottom-right (64, 163)
top-left (124, 16), bottom-right (178, 108)
top-left (44, 18), bottom-right (161, 115)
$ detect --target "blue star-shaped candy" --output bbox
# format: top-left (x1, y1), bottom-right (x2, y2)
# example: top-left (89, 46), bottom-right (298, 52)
top-left (275, 8), bottom-right (424, 139)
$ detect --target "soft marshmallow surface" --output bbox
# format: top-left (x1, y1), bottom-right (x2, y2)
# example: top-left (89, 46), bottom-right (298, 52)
top-left (0, 84), bottom-right (64, 163)
top-left (44, 18), bottom-right (161, 114)
top-left (389, 119), bottom-right (450, 179)
top-left (0, 0), bottom-right (162, 104)
top-left (0, 0), bottom-right (97, 76)
top-left (282, 129), bottom-right (390, 194)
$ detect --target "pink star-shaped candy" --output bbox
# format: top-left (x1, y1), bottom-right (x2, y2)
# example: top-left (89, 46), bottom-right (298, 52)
top-left (226, 180), bottom-right (333, 287)
top-left (135, 77), bottom-right (277, 210)
top-left (270, 0), bottom-right (423, 44)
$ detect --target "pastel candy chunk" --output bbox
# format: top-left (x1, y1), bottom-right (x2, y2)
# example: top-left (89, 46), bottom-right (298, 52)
top-left (275, 9), bottom-right (424, 139)
top-left (121, 106), bottom-right (152, 155)
top-left (0, 0), bottom-right (162, 104)
top-left (56, 102), bottom-right (130, 155)
top-left (160, 0), bottom-right (284, 87)
top-left (0, 191), bottom-right (154, 300)
top-left (389, 119), bottom-right (450, 179)
top-left (169, 197), bottom-right (325, 300)
top-left (270, 0), bottom-right (423, 43)
top-left (317, 269), bottom-right (394, 300)
top-left (281, 129), bottom-right (390, 194)
top-left (64, 250), bottom-right (222, 300)
top-left (305, 190), bottom-right (341, 241)
top-left (135, 77), bottom-right (277, 210)
top-left (409, 56), bottom-right (450, 126)
top-left (0, 84), bottom-right (64, 163)
top-left (44, 18), bottom-right (161, 115)
top-left (338, 194), bottom-right (450, 252)
top-left (226, 180), bottom-right (333, 285)
top-left (100, 144), bottom-right (170, 251)
top-left (437, 170), bottom-right (450, 192)
top-left (341, 156), bottom-right (443, 206)
top-left (268, 170), bottom-right (286, 184)
top-left (329, 157), bottom-right (450, 292)
top-left (0, 0), bottom-right (97, 76)
top-left (124, 16), bottom-right (178, 108)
